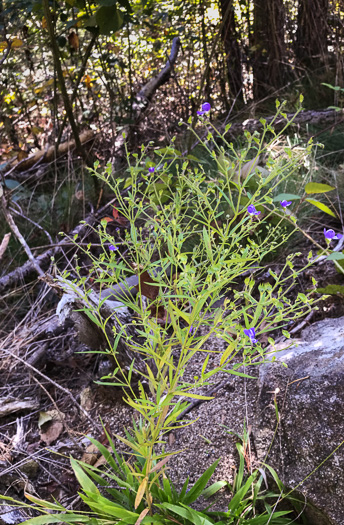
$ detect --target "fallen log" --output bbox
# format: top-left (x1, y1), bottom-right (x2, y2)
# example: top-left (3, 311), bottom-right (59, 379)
top-left (224, 108), bottom-right (344, 137)
top-left (4, 130), bottom-right (95, 173)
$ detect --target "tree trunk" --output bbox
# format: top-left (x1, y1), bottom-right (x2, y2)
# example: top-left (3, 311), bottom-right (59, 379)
top-left (219, 0), bottom-right (243, 100)
top-left (295, 0), bottom-right (329, 68)
top-left (253, 0), bottom-right (286, 100)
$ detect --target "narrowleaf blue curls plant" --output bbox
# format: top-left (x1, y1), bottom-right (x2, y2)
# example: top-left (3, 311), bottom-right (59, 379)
top-left (3, 99), bottom-right (327, 524)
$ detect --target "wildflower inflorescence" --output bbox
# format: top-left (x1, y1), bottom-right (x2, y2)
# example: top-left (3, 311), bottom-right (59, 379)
top-left (244, 327), bottom-right (258, 344)
top-left (280, 200), bottom-right (292, 208)
top-left (247, 205), bottom-right (261, 216)
top-left (324, 228), bottom-right (343, 241)
top-left (197, 102), bottom-right (211, 116)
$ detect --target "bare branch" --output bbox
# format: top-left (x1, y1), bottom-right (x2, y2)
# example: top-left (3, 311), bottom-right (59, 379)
top-left (0, 232), bottom-right (11, 260)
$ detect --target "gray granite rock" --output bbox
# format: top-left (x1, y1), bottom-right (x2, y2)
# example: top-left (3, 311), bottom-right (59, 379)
top-left (165, 317), bottom-right (344, 524)
top-left (255, 316), bottom-right (344, 525)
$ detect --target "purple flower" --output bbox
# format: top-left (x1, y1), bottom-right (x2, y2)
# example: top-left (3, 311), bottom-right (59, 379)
top-left (189, 325), bottom-right (194, 334)
top-left (324, 228), bottom-right (343, 241)
top-left (197, 102), bottom-right (211, 116)
top-left (109, 244), bottom-right (118, 251)
top-left (280, 200), bottom-right (292, 208)
top-left (244, 327), bottom-right (258, 344)
top-left (247, 205), bottom-right (261, 216)
top-left (148, 167), bottom-right (155, 173)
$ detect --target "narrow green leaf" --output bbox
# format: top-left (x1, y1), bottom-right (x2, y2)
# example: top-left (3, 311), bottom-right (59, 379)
top-left (159, 503), bottom-right (214, 525)
top-left (305, 182), bottom-right (335, 194)
top-left (228, 472), bottom-right (257, 512)
top-left (70, 459), bottom-right (99, 495)
top-left (305, 198), bottom-right (337, 217)
top-left (202, 480), bottom-right (227, 498)
top-left (220, 342), bottom-right (235, 366)
top-left (183, 459), bottom-right (219, 505)
top-left (20, 515), bottom-right (92, 525)
top-left (174, 392), bottom-right (214, 400)
top-left (223, 369), bottom-right (256, 379)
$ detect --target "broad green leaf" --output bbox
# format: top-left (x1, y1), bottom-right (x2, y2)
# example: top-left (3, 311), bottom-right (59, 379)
top-left (305, 198), bottom-right (337, 217)
top-left (327, 251), bottom-right (344, 260)
top-left (305, 182), bottom-right (335, 194)
top-left (96, 5), bottom-right (123, 35)
top-left (272, 193), bottom-right (301, 202)
top-left (315, 284), bottom-right (344, 295)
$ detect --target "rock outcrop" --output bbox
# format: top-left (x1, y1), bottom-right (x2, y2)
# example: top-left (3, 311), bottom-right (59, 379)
top-left (166, 316), bottom-right (344, 525)
top-left (255, 315), bottom-right (344, 525)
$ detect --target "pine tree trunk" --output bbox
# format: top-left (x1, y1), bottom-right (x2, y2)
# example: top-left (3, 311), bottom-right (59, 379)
top-left (295, 0), bottom-right (329, 68)
top-left (219, 0), bottom-right (243, 100)
top-left (253, 0), bottom-right (286, 100)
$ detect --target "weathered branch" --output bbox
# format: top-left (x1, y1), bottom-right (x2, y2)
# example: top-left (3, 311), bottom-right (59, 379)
top-left (135, 37), bottom-right (181, 105)
top-left (1, 192), bottom-right (45, 278)
top-left (0, 232), bottom-right (11, 260)
top-left (224, 108), bottom-right (344, 137)
top-left (0, 198), bottom-right (107, 294)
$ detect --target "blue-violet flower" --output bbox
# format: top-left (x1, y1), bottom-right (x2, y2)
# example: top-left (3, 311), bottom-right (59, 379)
top-left (197, 102), bottom-right (211, 116)
top-left (324, 228), bottom-right (343, 241)
top-left (244, 327), bottom-right (258, 344)
top-left (148, 167), bottom-right (155, 173)
top-left (247, 204), bottom-right (261, 216)
top-left (109, 244), bottom-right (118, 251)
top-left (280, 200), bottom-right (292, 208)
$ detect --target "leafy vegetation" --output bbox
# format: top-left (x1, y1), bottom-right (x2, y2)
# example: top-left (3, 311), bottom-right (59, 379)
top-left (1, 2), bottom-right (344, 524)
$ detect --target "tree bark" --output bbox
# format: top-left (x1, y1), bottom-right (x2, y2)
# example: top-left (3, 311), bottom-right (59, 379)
top-left (219, 0), bottom-right (243, 100)
top-left (253, 0), bottom-right (286, 99)
top-left (295, 0), bottom-right (329, 68)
